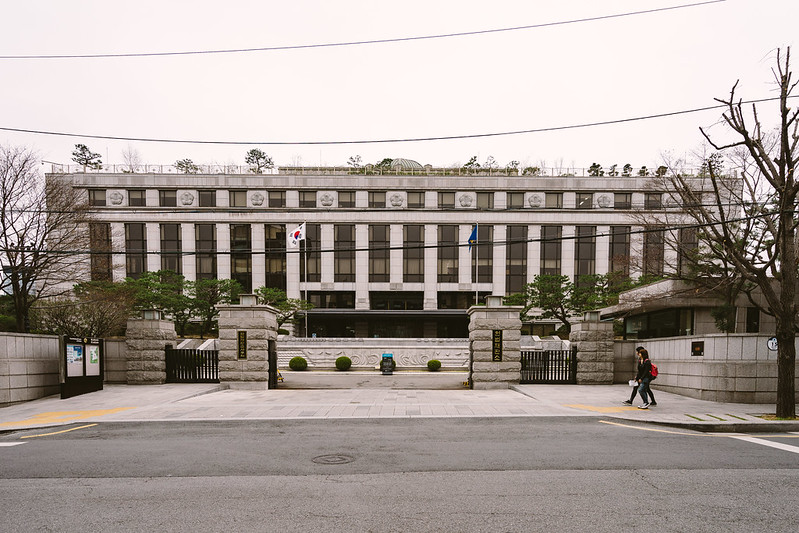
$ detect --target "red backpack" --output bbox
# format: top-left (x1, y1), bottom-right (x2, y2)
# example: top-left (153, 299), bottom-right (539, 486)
top-left (649, 361), bottom-right (658, 379)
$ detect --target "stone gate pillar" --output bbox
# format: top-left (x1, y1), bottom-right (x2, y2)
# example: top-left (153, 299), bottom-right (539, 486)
top-left (125, 310), bottom-right (176, 384)
top-left (468, 296), bottom-right (522, 389)
top-left (217, 294), bottom-right (279, 390)
top-left (569, 311), bottom-right (615, 384)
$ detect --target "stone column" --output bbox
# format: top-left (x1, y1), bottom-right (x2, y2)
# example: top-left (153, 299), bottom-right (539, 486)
top-left (125, 311), bottom-right (176, 384)
top-left (217, 294), bottom-right (279, 390)
top-left (570, 311), bottom-right (615, 384)
top-left (468, 295), bottom-right (522, 389)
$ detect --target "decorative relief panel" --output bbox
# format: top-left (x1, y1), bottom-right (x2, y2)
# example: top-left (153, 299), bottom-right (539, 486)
top-left (109, 191), bottom-right (124, 205)
top-left (458, 194), bottom-right (474, 207)
top-left (180, 192), bottom-right (195, 205)
top-left (389, 193), bottom-right (404, 207)
top-left (597, 194), bottom-right (611, 208)
top-left (319, 192), bottom-right (335, 207)
top-left (528, 193), bottom-right (543, 208)
top-left (250, 192), bottom-right (265, 206)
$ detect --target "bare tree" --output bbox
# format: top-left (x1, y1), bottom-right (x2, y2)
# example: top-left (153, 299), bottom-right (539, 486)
top-left (654, 49), bottom-right (797, 418)
top-left (0, 145), bottom-right (92, 331)
top-left (121, 144), bottom-right (142, 173)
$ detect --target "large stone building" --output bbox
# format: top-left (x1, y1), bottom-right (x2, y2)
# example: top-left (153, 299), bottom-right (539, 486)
top-left (49, 160), bottom-right (684, 338)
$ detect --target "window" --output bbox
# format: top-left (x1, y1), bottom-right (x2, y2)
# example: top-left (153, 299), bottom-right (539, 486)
top-left (437, 191), bottom-right (455, 208)
top-left (337, 191), bottom-right (355, 208)
top-left (507, 192), bottom-right (524, 209)
top-left (437, 225), bottom-right (458, 282)
top-left (268, 191), bottom-right (286, 208)
top-left (89, 223), bottom-right (112, 281)
top-left (334, 224), bottom-right (355, 282)
top-left (678, 227), bottom-right (698, 276)
top-left (624, 308), bottom-right (693, 339)
top-left (370, 292), bottom-right (423, 310)
top-left (540, 226), bottom-right (562, 275)
top-left (745, 307), bottom-right (760, 333)
top-left (614, 193), bottom-right (631, 209)
top-left (643, 228), bottom-right (665, 276)
top-left (300, 223), bottom-right (321, 282)
top-left (403, 225), bottom-right (424, 282)
top-left (369, 225), bottom-right (390, 282)
top-left (299, 191), bottom-right (317, 208)
top-left (477, 192), bottom-right (494, 210)
top-left (195, 224), bottom-right (217, 280)
top-left (128, 189), bottom-right (146, 207)
top-left (264, 224), bottom-right (286, 290)
top-left (159, 190), bottom-right (177, 207)
top-left (506, 225), bottom-right (527, 293)
top-left (438, 291), bottom-right (489, 309)
top-left (471, 225), bottom-right (493, 283)
top-left (198, 190), bottom-right (216, 207)
top-left (574, 226), bottom-right (596, 281)
top-left (576, 192), bottom-right (593, 209)
top-left (545, 193), bottom-right (563, 208)
top-left (407, 191), bottom-right (425, 208)
top-left (609, 226), bottom-right (631, 276)
top-left (160, 224), bottom-right (182, 273)
top-left (307, 291), bottom-right (355, 308)
top-left (88, 189), bottom-right (106, 206)
top-left (229, 190), bottom-right (247, 207)
top-left (368, 191), bottom-right (386, 208)
top-left (645, 193), bottom-right (662, 209)
top-left (125, 223), bottom-right (146, 279)
top-left (230, 224), bottom-right (252, 293)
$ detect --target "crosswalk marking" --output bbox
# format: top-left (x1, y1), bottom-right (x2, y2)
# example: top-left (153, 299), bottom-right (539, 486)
top-left (732, 436), bottom-right (799, 455)
top-left (0, 442), bottom-right (26, 447)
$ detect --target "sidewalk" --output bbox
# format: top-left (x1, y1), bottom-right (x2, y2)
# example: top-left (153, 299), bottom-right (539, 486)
top-left (1, 377), bottom-right (798, 434)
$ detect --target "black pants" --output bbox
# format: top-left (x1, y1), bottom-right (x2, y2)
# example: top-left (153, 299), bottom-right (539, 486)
top-left (629, 383), bottom-right (655, 403)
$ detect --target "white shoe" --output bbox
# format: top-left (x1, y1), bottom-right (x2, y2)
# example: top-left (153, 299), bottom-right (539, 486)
top-left (638, 404), bottom-right (649, 409)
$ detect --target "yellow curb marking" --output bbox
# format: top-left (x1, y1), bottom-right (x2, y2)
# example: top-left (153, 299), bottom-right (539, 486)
top-left (564, 404), bottom-right (640, 413)
top-left (21, 424), bottom-right (98, 439)
top-left (0, 407), bottom-right (134, 428)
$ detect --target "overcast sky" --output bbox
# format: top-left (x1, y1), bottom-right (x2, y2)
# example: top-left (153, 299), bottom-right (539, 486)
top-left (1, 0), bottom-right (797, 171)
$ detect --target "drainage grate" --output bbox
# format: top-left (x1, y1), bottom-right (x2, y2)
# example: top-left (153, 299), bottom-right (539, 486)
top-left (312, 454), bottom-right (355, 465)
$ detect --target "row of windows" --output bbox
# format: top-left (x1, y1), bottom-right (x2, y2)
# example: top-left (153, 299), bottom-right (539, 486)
top-left (91, 222), bottom-right (691, 294)
top-left (88, 189), bottom-right (664, 210)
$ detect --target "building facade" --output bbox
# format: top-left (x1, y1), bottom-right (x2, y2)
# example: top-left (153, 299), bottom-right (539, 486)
top-left (51, 163), bottom-right (682, 338)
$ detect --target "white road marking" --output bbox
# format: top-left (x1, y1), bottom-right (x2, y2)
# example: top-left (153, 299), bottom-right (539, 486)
top-left (0, 442), bottom-right (26, 447)
top-left (731, 436), bottom-right (799, 455)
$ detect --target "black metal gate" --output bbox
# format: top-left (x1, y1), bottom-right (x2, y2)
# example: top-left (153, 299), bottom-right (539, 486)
top-left (520, 347), bottom-right (577, 384)
top-left (165, 346), bottom-right (219, 383)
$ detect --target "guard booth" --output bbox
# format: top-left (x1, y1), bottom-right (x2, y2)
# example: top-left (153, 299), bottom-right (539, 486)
top-left (60, 337), bottom-right (104, 399)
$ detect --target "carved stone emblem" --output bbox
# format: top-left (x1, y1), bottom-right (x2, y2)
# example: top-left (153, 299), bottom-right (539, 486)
top-left (109, 191), bottom-right (124, 205)
top-left (320, 193), bottom-right (334, 207)
top-left (597, 194), bottom-right (611, 208)
top-left (458, 194), bottom-right (473, 207)
top-left (180, 192), bottom-right (195, 205)
top-left (250, 192), bottom-right (265, 206)
top-left (528, 194), bottom-right (543, 208)
top-left (389, 193), bottom-right (404, 207)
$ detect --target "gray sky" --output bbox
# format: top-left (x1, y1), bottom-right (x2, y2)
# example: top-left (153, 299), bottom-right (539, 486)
top-left (1, 0), bottom-right (797, 171)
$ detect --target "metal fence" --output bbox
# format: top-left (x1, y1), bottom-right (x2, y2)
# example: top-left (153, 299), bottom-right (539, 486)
top-left (165, 347), bottom-right (219, 383)
top-left (520, 348), bottom-right (577, 384)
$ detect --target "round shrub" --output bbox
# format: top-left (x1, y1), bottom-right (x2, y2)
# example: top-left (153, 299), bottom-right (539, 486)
top-left (427, 359), bottom-right (442, 372)
top-left (335, 356), bottom-right (352, 371)
top-left (289, 356), bottom-right (308, 371)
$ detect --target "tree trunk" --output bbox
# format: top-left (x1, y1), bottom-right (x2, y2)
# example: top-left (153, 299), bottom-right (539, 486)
top-left (775, 324), bottom-right (796, 418)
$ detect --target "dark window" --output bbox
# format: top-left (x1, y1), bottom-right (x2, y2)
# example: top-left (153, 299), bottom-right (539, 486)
top-left (506, 225), bottom-right (527, 293)
top-left (300, 224), bottom-right (321, 282)
top-left (437, 191), bottom-right (455, 208)
top-left (230, 224), bottom-right (252, 293)
top-left (540, 226), bottom-right (561, 276)
top-left (125, 223), bottom-right (146, 279)
top-left (89, 223), bottom-right (112, 281)
top-left (437, 225), bottom-right (458, 282)
top-left (745, 307), bottom-right (760, 333)
top-left (369, 225), bottom-right (390, 282)
top-left (614, 193), bottom-right (631, 209)
top-left (438, 292), bottom-right (490, 309)
top-left (609, 226), bottom-right (631, 276)
top-left (643, 228), bottom-right (665, 276)
top-left (334, 224), bottom-right (355, 282)
top-left (575, 226), bottom-right (596, 281)
top-left (471, 225), bottom-right (493, 283)
top-left (195, 224), bottom-right (217, 280)
top-left (198, 190), bottom-right (216, 207)
top-left (407, 191), bottom-right (425, 208)
top-left (678, 227), bottom-right (698, 276)
top-left (403, 225), bottom-right (424, 282)
top-left (268, 191), bottom-right (286, 208)
top-left (624, 308), bottom-right (693, 339)
top-left (337, 191), bottom-right (355, 208)
top-left (264, 224), bottom-right (286, 290)
top-left (507, 192), bottom-right (524, 209)
top-left (576, 193), bottom-right (593, 209)
top-left (160, 223), bottom-right (182, 273)
top-left (370, 292), bottom-right (423, 310)
top-left (645, 193), bottom-right (662, 209)
top-left (229, 190), bottom-right (247, 207)
top-left (477, 192), bottom-right (494, 210)
top-left (307, 291), bottom-right (355, 309)
top-left (159, 190), bottom-right (177, 207)
top-left (128, 189), bottom-right (146, 207)
top-left (299, 191), bottom-right (317, 208)
top-left (88, 189), bottom-right (106, 206)
top-left (368, 191), bottom-right (386, 208)
top-left (545, 193), bottom-right (563, 209)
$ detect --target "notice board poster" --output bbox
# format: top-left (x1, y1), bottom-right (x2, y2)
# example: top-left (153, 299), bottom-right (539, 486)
top-left (66, 343), bottom-right (84, 377)
top-left (86, 344), bottom-right (101, 376)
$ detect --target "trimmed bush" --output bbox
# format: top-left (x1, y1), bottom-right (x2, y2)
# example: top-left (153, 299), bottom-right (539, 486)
top-left (335, 356), bottom-right (352, 371)
top-left (427, 359), bottom-right (442, 372)
top-left (289, 356), bottom-right (308, 371)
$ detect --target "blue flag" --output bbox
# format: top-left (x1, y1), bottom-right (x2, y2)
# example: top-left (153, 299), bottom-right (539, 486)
top-left (467, 225), bottom-right (478, 251)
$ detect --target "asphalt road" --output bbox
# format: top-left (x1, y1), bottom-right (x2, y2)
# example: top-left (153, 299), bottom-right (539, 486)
top-left (2, 418), bottom-right (798, 532)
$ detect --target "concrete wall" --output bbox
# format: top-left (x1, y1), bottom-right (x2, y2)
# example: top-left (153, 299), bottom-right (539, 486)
top-left (104, 339), bottom-right (128, 384)
top-left (614, 335), bottom-right (799, 403)
top-left (0, 332), bottom-right (60, 407)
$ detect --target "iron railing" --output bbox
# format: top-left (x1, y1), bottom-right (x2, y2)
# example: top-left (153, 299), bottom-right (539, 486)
top-left (520, 348), bottom-right (577, 384)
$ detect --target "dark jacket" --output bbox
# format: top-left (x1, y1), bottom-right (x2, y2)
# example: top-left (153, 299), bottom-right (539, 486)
top-left (635, 359), bottom-right (652, 381)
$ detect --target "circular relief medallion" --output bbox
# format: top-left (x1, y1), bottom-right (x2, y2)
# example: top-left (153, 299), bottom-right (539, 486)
top-left (528, 194), bottom-right (543, 208)
top-left (458, 194), bottom-right (474, 207)
top-left (389, 193), bottom-right (404, 207)
top-left (180, 192), bottom-right (195, 205)
top-left (597, 194), bottom-right (611, 208)
top-left (250, 192), bottom-right (265, 206)
top-left (320, 193), bottom-right (334, 207)
top-left (109, 191), bottom-right (124, 205)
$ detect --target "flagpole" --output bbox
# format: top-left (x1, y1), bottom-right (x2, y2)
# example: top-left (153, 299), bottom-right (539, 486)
top-left (474, 223), bottom-right (479, 305)
top-left (303, 221), bottom-right (308, 337)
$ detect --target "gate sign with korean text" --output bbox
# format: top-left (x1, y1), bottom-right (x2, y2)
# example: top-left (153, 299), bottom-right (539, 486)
top-left (492, 330), bottom-right (503, 362)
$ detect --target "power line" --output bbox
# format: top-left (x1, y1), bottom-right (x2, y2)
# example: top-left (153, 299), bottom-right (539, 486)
top-left (2, 95), bottom-right (792, 147)
top-left (0, 1), bottom-right (726, 60)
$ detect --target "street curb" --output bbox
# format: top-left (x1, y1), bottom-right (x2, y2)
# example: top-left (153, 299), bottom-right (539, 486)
top-left (645, 420), bottom-right (799, 433)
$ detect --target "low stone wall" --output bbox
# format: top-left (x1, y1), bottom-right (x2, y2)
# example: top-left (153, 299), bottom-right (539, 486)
top-left (614, 335), bottom-right (799, 403)
top-left (278, 337), bottom-right (470, 369)
top-left (0, 332), bottom-right (60, 407)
